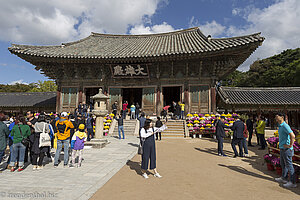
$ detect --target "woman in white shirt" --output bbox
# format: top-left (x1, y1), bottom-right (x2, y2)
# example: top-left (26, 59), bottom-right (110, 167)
top-left (140, 120), bottom-right (162, 179)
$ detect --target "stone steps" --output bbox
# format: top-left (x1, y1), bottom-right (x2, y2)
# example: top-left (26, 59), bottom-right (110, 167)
top-left (162, 120), bottom-right (185, 138)
top-left (111, 119), bottom-right (138, 136)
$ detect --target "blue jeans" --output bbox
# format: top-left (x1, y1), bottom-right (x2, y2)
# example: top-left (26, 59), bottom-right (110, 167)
top-left (242, 138), bottom-right (248, 154)
top-left (180, 111), bottom-right (184, 119)
top-left (122, 111), bottom-right (127, 119)
top-left (118, 126), bottom-right (125, 139)
top-left (54, 139), bottom-right (70, 165)
top-left (10, 142), bottom-right (26, 167)
top-left (280, 148), bottom-right (296, 184)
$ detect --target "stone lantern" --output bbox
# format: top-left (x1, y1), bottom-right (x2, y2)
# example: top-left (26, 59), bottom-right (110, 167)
top-left (91, 88), bottom-right (109, 139)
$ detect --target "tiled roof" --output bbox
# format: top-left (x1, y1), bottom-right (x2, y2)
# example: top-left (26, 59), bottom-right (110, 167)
top-left (217, 87), bottom-right (300, 105)
top-left (8, 27), bottom-right (264, 60)
top-left (0, 92), bottom-right (56, 107)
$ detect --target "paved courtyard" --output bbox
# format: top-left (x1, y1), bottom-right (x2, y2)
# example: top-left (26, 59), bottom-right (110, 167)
top-left (91, 137), bottom-right (300, 200)
top-left (0, 136), bottom-right (139, 200)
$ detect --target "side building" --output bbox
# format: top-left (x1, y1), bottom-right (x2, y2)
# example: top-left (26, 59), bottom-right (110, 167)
top-left (0, 92), bottom-right (57, 114)
top-left (8, 27), bottom-right (264, 115)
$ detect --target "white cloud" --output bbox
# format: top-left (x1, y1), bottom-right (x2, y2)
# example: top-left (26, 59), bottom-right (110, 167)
top-left (0, 63), bottom-right (8, 66)
top-left (129, 22), bottom-right (175, 35)
top-left (228, 0), bottom-right (300, 71)
top-left (188, 17), bottom-right (226, 37)
top-left (199, 20), bottom-right (226, 37)
top-left (190, 0), bottom-right (300, 71)
top-left (9, 79), bottom-right (29, 85)
top-left (0, 0), bottom-right (166, 44)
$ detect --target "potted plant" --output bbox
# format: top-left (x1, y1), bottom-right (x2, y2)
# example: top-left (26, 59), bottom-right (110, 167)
top-left (264, 154), bottom-right (275, 171)
top-left (271, 157), bottom-right (282, 175)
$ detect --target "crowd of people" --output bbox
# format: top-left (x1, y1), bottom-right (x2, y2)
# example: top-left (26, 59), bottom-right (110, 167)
top-left (0, 109), bottom-right (94, 172)
top-left (214, 113), bottom-right (297, 188)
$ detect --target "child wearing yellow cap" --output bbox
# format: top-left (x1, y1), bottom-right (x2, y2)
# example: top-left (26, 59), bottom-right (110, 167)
top-left (70, 124), bottom-right (87, 168)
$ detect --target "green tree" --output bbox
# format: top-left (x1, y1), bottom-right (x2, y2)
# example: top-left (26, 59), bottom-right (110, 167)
top-left (28, 80), bottom-right (57, 92)
top-left (221, 48), bottom-right (300, 87)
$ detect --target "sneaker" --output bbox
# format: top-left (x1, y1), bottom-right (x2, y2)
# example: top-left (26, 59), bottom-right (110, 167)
top-left (283, 181), bottom-right (297, 188)
top-left (77, 163), bottom-right (81, 168)
top-left (17, 168), bottom-right (23, 172)
top-left (218, 153), bottom-right (222, 156)
top-left (275, 177), bottom-right (288, 184)
top-left (154, 173), bottom-right (162, 178)
top-left (64, 164), bottom-right (68, 168)
top-left (142, 173), bottom-right (149, 179)
top-left (221, 154), bottom-right (227, 157)
top-left (37, 166), bottom-right (43, 170)
top-left (244, 154), bottom-right (250, 157)
top-left (233, 155), bottom-right (238, 158)
top-left (69, 164), bottom-right (75, 168)
top-left (54, 164), bottom-right (58, 168)
top-left (32, 165), bottom-right (37, 171)
top-left (10, 168), bottom-right (15, 172)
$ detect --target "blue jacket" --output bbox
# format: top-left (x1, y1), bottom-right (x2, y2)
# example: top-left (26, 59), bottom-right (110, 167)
top-left (138, 117), bottom-right (146, 129)
top-left (215, 120), bottom-right (227, 138)
top-left (231, 120), bottom-right (245, 139)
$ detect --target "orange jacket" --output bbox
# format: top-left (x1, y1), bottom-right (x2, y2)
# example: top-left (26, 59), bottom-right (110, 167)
top-left (55, 118), bottom-right (74, 140)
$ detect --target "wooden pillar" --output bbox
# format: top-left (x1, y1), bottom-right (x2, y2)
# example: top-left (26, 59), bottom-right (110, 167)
top-left (184, 88), bottom-right (189, 115)
top-left (284, 108), bottom-right (288, 124)
top-left (78, 90), bottom-right (83, 104)
top-left (211, 87), bottom-right (216, 113)
top-left (156, 87), bottom-right (162, 115)
top-left (56, 90), bottom-right (61, 114)
top-left (297, 110), bottom-right (299, 129)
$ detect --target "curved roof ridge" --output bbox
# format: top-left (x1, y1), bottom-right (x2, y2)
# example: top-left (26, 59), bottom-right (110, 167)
top-left (9, 43), bottom-right (62, 49)
top-left (91, 27), bottom-right (199, 37)
top-left (212, 32), bottom-right (262, 40)
top-left (0, 92), bottom-right (57, 95)
top-left (222, 86), bottom-right (300, 90)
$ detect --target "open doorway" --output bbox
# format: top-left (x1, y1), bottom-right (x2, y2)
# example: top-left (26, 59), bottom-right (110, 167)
top-left (163, 86), bottom-right (181, 111)
top-left (122, 88), bottom-right (143, 108)
top-left (85, 87), bottom-right (101, 108)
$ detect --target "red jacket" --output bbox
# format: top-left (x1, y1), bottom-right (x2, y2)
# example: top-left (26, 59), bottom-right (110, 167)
top-left (243, 124), bottom-right (248, 138)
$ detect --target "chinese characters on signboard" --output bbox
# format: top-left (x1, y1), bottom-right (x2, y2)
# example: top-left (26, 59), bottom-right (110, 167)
top-left (112, 64), bottom-right (148, 78)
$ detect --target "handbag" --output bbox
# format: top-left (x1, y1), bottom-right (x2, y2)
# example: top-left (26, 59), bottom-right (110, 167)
top-left (138, 138), bottom-right (145, 155)
top-left (18, 124), bottom-right (30, 147)
top-left (39, 123), bottom-right (51, 148)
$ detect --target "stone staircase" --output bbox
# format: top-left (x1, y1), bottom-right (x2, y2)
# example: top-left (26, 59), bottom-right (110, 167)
top-left (162, 120), bottom-right (186, 138)
top-left (111, 119), bottom-right (138, 136)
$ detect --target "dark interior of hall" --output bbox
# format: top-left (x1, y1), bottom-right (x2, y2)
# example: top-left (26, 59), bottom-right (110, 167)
top-left (122, 88), bottom-right (143, 108)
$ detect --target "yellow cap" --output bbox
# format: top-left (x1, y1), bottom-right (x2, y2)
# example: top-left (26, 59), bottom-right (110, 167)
top-left (79, 124), bottom-right (85, 130)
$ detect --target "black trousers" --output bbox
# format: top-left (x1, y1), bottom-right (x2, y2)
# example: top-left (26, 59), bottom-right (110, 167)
top-left (24, 145), bottom-right (33, 163)
top-left (255, 130), bottom-right (260, 145)
top-left (258, 134), bottom-right (266, 149)
top-left (248, 130), bottom-right (253, 145)
top-left (141, 135), bottom-right (156, 170)
top-left (155, 132), bottom-right (161, 140)
top-left (32, 152), bottom-right (45, 166)
top-left (231, 138), bottom-right (243, 156)
top-left (217, 137), bottom-right (224, 155)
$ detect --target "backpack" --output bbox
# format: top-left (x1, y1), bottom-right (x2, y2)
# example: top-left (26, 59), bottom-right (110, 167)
top-left (57, 122), bottom-right (67, 135)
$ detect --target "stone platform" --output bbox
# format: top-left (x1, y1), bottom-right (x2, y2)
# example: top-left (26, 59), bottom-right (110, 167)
top-left (0, 136), bottom-right (139, 200)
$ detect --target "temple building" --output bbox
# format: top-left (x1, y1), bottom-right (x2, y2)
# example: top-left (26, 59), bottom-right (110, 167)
top-left (8, 27), bottom-right (264, 115)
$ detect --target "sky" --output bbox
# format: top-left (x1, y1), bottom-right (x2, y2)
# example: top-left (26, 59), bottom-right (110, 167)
top-left (0, 0), bottom-right (299, 85)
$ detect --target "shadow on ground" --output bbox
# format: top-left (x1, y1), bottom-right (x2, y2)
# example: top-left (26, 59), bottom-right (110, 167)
top-left (128, 143), bottom-right (139, 147)
top-left (126, 160), bottom-right (142, 175)
top-left (194, 139), bottom-right (300, 196)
